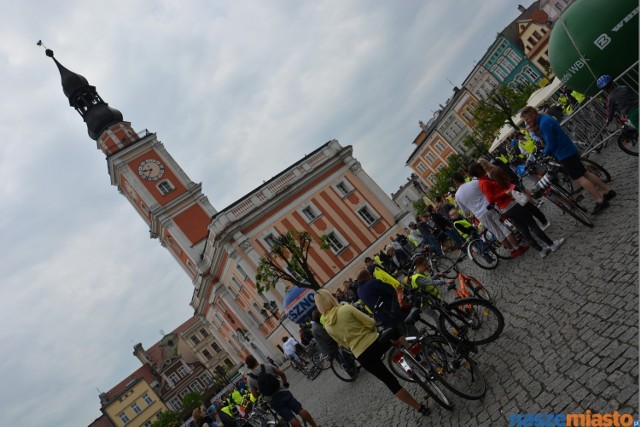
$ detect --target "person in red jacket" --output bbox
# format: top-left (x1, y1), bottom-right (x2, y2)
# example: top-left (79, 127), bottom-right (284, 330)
top-left (469, 162), bottom-right (565, 259)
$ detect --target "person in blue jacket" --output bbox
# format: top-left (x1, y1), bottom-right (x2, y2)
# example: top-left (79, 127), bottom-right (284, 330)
top-left (521, 106), bottom-right (616, 215)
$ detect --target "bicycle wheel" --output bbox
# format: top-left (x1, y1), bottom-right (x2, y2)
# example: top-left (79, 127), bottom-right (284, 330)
top-left (387, 348), bottom-right (415, 383)
top-left (432, 256), bottom-right (460, 279)
top-left (581, 158), bottom-right (612, 183)
top-left (439, 297), bottom-right (504, 346)
top-left (462, 275), bottom-right (492, 302)
top-left (467, 240), bottom-right (499, 270)
top-left (548, 190), bottom-right (593, 228)
top-left (555, 168), bottom-right (576, 195)
top-left (402, 351), bottom-right (454, 410)
top-left (311, 350), bottom-right (331, 370)
top-left (423, 335), bottom-right (486, 400)
top-left (618, 131), bottom-right (639, 156)
top-left (330, 352), bottom-right (359, 382)
top-left (485, 231), bottom-right (511, 260)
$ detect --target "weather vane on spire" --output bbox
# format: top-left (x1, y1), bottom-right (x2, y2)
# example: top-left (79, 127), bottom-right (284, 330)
top-left (36, 40), bottom-right (46, 49)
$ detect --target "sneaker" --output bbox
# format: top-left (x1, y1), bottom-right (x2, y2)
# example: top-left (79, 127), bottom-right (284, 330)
top-left (540, 221), bottom-right (551, 231)
top-left (418, 404), bottom-right (431, 416)
top-left (550, 238), bottom-right (565, 252)
top-left (540, 247), bottom-right (551, 258)
top-left (592, 200), bottom-right (610, 215)
top-left (603, 190), bottom-right (617, 202)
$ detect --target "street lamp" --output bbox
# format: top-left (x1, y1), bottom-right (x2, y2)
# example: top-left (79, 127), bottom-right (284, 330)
top-left (261, 302), bottom-right (295, 338)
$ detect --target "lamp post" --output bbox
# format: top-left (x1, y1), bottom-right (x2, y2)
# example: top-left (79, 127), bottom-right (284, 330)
top-left (261, 301), bottom-right (295, 338)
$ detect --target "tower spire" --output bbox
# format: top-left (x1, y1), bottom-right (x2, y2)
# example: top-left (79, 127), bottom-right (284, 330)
top-left (41, 43), bottom-right (124, 141)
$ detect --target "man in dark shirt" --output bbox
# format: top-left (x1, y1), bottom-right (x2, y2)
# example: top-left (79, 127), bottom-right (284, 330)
top-left (426, 205), bottom-right (465, 249)
top-left (598, 74), bottom-right (638, 128)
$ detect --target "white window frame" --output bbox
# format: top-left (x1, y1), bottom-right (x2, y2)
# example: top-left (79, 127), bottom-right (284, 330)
top-left (263, 233), bottom-right (277, 249)
top-left (334, 180), bottom-right (353, 197)
top-left (416, 163), bottom-right (427, 173)
top-left (177, 365), bottom-right (188, 378)
top-left (143, 393), bottom-right (154, 405)
top-left (168, 372), bottom-right (180, 385)
top-left (299, 202), bottom-right (321, 223)
top-left (199, 328), bottom-right (209, 338)
top-left (143, 421), bottom-right (153, 427)
top-left (434, 141), bottom-right (445, 153)
top-left (202, 349), bottom-right (213, 360)
top-left (169, 397), bottom-right (182, 411)
top-left (211, 341), bottom-right (221, 353)
top-left (156, 180), bottom-right (175, 196)
top-left (425, 152), bottom-right (436, 164)
top-left (357, 205), bottom-right (378, 227)
top-left (191, 381), bottom-right (204, 392)
top-left (178, 388), bottom-right (189, 399)
top-left (200, 372), bottom-right (213, 386)
top-left (324, 231), bottom-right (347, 254)
top-left (118, 412), bottom-right (130, 424)
top-left (236, 264), bottom-right (248, 280)
top-left (131, 402), bottom-right (142, 415)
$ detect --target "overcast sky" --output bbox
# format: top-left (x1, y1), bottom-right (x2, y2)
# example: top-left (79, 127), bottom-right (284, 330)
top-left (0, 1), bottom-right (525, 426)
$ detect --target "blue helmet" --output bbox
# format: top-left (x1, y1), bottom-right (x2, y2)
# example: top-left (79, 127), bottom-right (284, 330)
top-left (596, 75), bottom-right (613, 89)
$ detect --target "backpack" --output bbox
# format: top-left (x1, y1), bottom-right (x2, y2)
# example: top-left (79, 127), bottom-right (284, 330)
top-left (248, 364), bottom-right (280, 396)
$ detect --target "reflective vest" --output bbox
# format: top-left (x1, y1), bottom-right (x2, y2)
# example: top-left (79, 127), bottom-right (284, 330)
top-left (452, 218), bottom-right (474, 239)
top-left (221, 405), bottom-right (234, 417)
top-left (372, 266), bottom-right (400, 289)
top-left (497, 154), bottom-right (508, 164)
top-left (373, 255), bottom-right (384, 267)
top-left (231, 390), bottom-right (243, 405)
top-left (571, 90), bottom-right (585, 104)
top-left (519, 136), bottom-right (536, 154)
top-left (410, 273), bottom-right (440, 303)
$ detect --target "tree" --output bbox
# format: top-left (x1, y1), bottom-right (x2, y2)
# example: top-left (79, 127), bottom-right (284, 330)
top-left (473, 83), bottom-right (537, 143)
top-left (427, 153), bottom-right (470, 199)
top-left (151, 411), bottom-right (180, 427)
top-left (412, 198), bottom-right (428, 216)
top-left (181, 391), bottom-right (204, 413)
top-left (255, 230), bottom-right (320, 293)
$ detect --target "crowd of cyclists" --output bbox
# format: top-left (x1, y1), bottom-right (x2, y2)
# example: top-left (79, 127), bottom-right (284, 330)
top-left (190, 74), bottom-right (637, 427)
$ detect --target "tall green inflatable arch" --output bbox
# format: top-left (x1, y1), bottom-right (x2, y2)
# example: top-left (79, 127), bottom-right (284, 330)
top-left (549, 0), bottom-right (639, 96)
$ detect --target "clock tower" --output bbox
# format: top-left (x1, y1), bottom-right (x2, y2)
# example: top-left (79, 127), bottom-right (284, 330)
top-left (45, 49), bottom-right (216, 280)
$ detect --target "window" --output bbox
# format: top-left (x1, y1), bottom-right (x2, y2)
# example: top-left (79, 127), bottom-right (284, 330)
top-left (131, 403), bottom-right (142, 415)
top-left (434, 141), bottom-right (445, 153)
top-left (301, 206), bottom-right (317, 222)
top-left (177, 365), bottom-right (188, 378)
top-left (143, 421), bottom-right (153, 427)
top-left (157, 180), bottom-right (175, 196)
top-left (357, 206), bottom-right (377, 226)
top-left (425, 152), bottom-right (436, 164)
top-left (199, 328), bottom-right (209, 338)
top-left (211, 342), bottom-right (221, 353)
top-left (142, 393), bottom-right (154, 405)
top-left (324, 232), bottom-right (346, 253)
top-left (118, 412), bottom-right (130, 424)
top-left (191, 381), bottom-right (204, 392)
top-left (190, 335), bottom-right (200, 345)
top-left (179, 388), bottom-right (189, 399)
top-left (230, 277), bottom-right (243, 297)
top-left (202, 349), bottom-right (213, 360)
top-left (416, 163), bottom-right (427, 173)
top-left (169, 397), bottom-right (182, 411)
top-left (168, 372), bottom-right (180, 385)
top-left (429, 176), bottom-right (437, 184)
top-left (263, 233), bottom-right (277, 249)
top-left (200, 372), bottom-right (213, 386)
top-left (523, 66), bottom-right (540, 82)
top-left (225, 358), bottom-right (234, 368)
top-left (236, 265), bottom-right (248, 280)
top-left (335, 181), bottom-right (352, 196)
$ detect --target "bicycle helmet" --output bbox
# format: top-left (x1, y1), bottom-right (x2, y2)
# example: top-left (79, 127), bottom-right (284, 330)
top-left (596, 75), bottom-right (613, 90)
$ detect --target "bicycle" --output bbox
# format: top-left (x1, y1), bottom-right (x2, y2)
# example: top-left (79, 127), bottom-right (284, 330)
top-left (329, 346), bottom-right (360, 382)
top-left (411, 244), bottom-right (462, 280)
top-left (615, 115), bottom-right (638, 156)
top-left (463, 227), bottom-right (502, 270)
top-left (525, 158), bottom-right (594, 227)
top-left (384, 305), bottom-right (491, 403)
top-left (380, 308), bottom-right (454, 410)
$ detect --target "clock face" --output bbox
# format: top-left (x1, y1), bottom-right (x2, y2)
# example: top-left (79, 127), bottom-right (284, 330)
top-left (138, 159), bottom-right (165, 181)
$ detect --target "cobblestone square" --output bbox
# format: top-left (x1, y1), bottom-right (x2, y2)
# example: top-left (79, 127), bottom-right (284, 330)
top-left (282, 147), bottom-right (638, 427)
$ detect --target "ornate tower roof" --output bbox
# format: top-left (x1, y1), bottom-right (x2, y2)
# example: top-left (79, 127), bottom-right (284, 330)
top-left (44, 47), bottom-right (123, 141)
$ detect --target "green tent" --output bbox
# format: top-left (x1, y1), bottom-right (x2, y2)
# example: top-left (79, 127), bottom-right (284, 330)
top-left (549, 0), bottom-right (639, 96)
